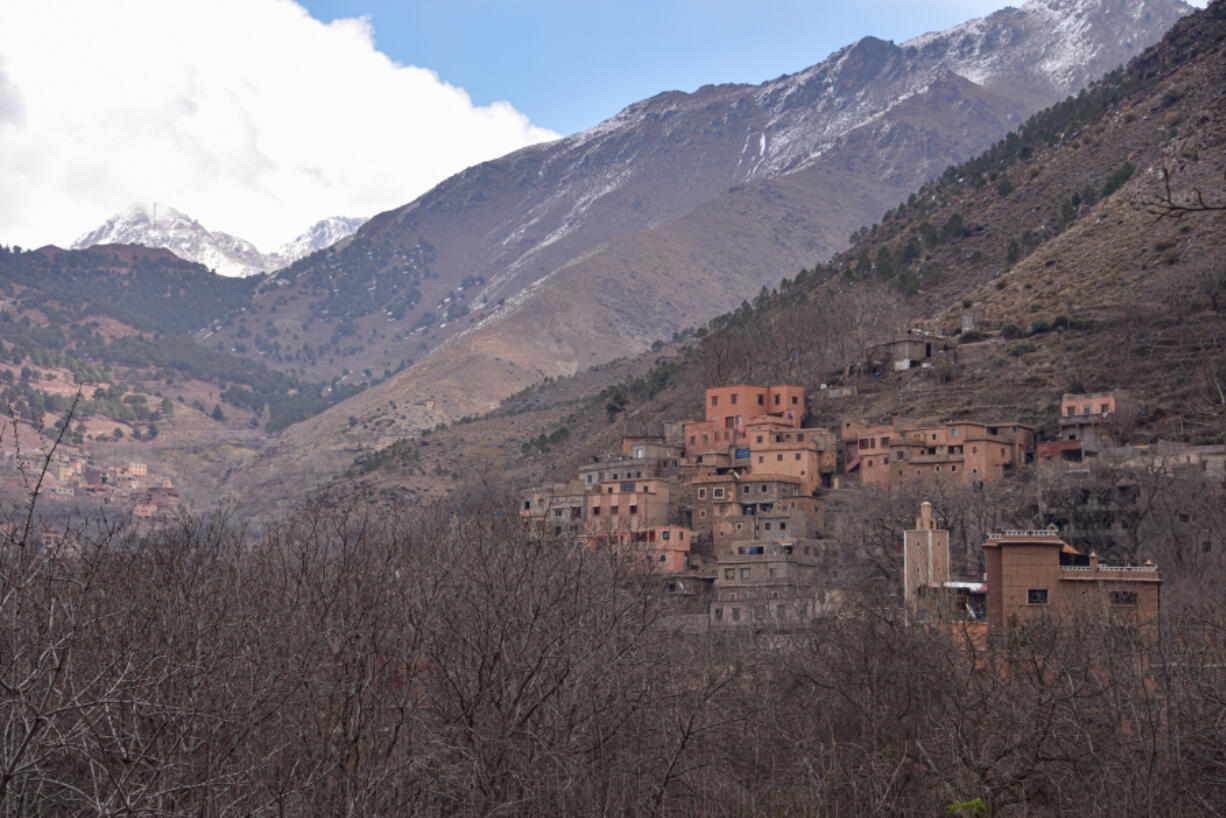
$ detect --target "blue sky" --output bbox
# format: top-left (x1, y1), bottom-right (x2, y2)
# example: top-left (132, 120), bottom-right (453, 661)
top-left (302, 0), bottom-right (1013, 136)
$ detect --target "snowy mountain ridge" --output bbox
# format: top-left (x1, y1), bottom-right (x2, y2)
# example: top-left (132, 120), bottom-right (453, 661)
top-left (71, 205), bottom-right (365, 278)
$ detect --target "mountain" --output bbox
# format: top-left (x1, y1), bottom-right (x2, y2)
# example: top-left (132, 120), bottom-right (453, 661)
top-left (71, 205), bottom-right (364, 278)
top-left (338, 0), bottom-right (1226, 511)
top-left (271, 216), bottom-right (367, 269)
top-left (208, 0), bottom-right (1186, 397)
top-left (207, 0), bottom-right (1196, 516)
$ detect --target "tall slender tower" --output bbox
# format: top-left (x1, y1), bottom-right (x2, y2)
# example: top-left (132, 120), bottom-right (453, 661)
top-left (902, 501), bottom-right (950, 621)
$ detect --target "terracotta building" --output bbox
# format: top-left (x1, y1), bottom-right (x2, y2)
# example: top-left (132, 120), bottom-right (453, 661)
top-left (1058, 391), bottom-right (1131, 454)
top-left (902, 501), bottom-right (951, 621)
top-left (880, 422), bottom-right (1035, 487)
top-left (709, 537), bottom-right (830, 628)
top-left (983, 528), bottom-right (1160, 629)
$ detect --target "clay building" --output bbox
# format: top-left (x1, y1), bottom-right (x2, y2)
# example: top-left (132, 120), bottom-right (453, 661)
top-left (902, 501), bottom-right (951, 621)
top-left (878, 422), bottom-right (1035, 487)
top-left (1058, 391), bottom-right (1130, 455)
top-left (709, 537), bottom-right (830, 628)
top-left (982, 528), bottom-right (1160, 629)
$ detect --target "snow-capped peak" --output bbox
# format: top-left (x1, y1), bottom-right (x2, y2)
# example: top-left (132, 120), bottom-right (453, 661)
top-left (70, 206), bottom-right (365, 277)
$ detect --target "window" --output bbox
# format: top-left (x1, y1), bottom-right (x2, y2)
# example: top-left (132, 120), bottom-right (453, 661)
top-left (758, 456), bottom-right (764, 463)
top-left (620, 481), bottom-right (634, 493)
top-left (740, 568), bottom-right (750, 579)
top-left (774, 395), bottom-right (781, 406)
top-left (792, 396), bottom-right (799, 405)
top-left (702, 434), bottom-right (709, 443)
top-left (951, 427), bottom-right (958, 437)
top-left (797, 434), bottom-right (804, 442)
top-left (880, 437), bottom-right (888, 448)
top-left (698, 488), bottom-right (706, 499)
top-left (711, 395), bottom-right (718, 406)
top-left (736, 415), bottom-right (742, 424)
top-left (1101, 403), bottom-right (1109, 414)
top-left (1111, 590), bottom-right (1138, 606)
top-left (867, 459), bottom-right (873, 468)
top-left (795, 453), bottom-right (801, 461)
top-left (763, 522), bottom-right (771, 531)
top-left (713, 488), bottom-right (725, 499)
top-left (732, 608), bottom-right (740, 621)
top-left (714, 607), bottom-right (723, 620)
top-left (777, 454), bottom-right (784, 462)
top-left (756, 435), bottom-right (764, 444)
top-left (1028, 589), bottom-right (1049, 605)
top-left (523, 500), bottom-right (531, 510)
top-left (760, 485), bottom-right (768, 493)
top-left (757, 394), bottom-right (764, 405)
top-left (730, 394), bottom-right (737, 405)
top-left (658, 554), bottom-right (666, 562)
top-left (607, 487), bottom-right (614, 494)
top-left (779, 522), bottom-right (786, 531)
top-left (611, 506), bottom-right (619, 515)
top-left (629, 504), bottom-right (638, 515)
top-left (724, 568), bottom-right (734, 580)
top-left (553, 509), bottom-right (563, 517)
top-left (591, 507), bottom-right (600, 516)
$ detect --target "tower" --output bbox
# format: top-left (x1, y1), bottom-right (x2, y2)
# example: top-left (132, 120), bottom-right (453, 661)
top-left (902, 501), bottom-right (950, 621)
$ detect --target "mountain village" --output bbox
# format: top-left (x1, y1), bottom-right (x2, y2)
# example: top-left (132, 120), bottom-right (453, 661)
top-left (520, 371), bottom-right (1195, 632)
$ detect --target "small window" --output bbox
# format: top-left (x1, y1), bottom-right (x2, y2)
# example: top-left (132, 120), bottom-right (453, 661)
top-left (758, 456), bottom-right (764, 463)
top-left (756, 435), bottom-right (764, 444)
top-left (658, 554), bottom-right (666, 562)
top-left (714, 607), bottom-right (723, 620)
top-left (757, 394), bottom-right (764, 405)
top-left (724, 568), bottom-right (734, 580)
top-left (774, 395), bottom-right (781, 406)
top-left (629, 504), bottom-right (638, 515)
top-left (779, 522), bottom-right (786, 531)
top-left (661, 529), bottom-right (670, 541)
top-left (730, 394), bottom-right (738, 405)
top-left (591, 507), bottom-right (600, 516)
top-left (711, 396), bottom-right (719, 406)
top-left (713, 488), bottom-right (725, 499)
top-left (1111, 590), bottom-right (1138, 606)
top-left (698, 488), bottom-right (707, 499)
top-left (740, 568), bottom-right (750, 579)
top-left (620, 481), bottom-right (634, 493)
top-left (795, 453), bottom-right (801, 461)
top-left (611, 506), bottom-right (619, 515)
top-left (792, 396), bottom-right (798, 405)
top-left (1028, 589), bottom-right (1048, 605)
top-left (777, 454), bottom-right (784, 462)
top-left (732, 608), bottom-right (740, 621)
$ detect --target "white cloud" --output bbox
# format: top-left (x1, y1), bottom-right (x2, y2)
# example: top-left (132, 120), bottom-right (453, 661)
top-left (0, 0), bottom-right (558, 251)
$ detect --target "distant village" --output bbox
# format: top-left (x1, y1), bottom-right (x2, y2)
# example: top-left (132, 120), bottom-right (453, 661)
top-left (0, 445), bottom-right (179, 523)
top-left (519, 346), bottom-right (1223, 632)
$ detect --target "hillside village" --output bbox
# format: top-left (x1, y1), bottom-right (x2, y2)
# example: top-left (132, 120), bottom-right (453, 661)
top-left (0, 443), bottom-right (180, 523)
top-left (520, 374), bottom-right (1207, 631)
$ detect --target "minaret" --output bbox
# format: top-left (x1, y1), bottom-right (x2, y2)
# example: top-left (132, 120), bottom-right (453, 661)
top-left (902, 501), bottom-right (950, 621)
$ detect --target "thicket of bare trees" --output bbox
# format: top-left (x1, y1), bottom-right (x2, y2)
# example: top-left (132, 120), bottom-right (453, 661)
top-left (2, 474), bottom-right (1226, 815)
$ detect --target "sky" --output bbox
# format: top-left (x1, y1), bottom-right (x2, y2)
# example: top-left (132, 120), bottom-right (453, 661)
top-left (0, 0), bottom-right (1203, 254)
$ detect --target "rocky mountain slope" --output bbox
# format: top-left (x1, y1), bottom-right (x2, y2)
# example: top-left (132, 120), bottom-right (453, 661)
top-left (71, 205), bottom-right (363, 278)
top-left (215, 0), bottom-right (1206, 518)
top-left (332, 0), bottom-right (1226, 514)
top-left (205, 0), bottom-right (1188, 391)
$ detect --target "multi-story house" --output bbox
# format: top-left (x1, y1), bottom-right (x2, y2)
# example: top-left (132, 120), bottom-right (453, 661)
top-left (878, 421), bottom-right (1035, 486)
top-left (982, 527), bottom-right (1160, 629)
